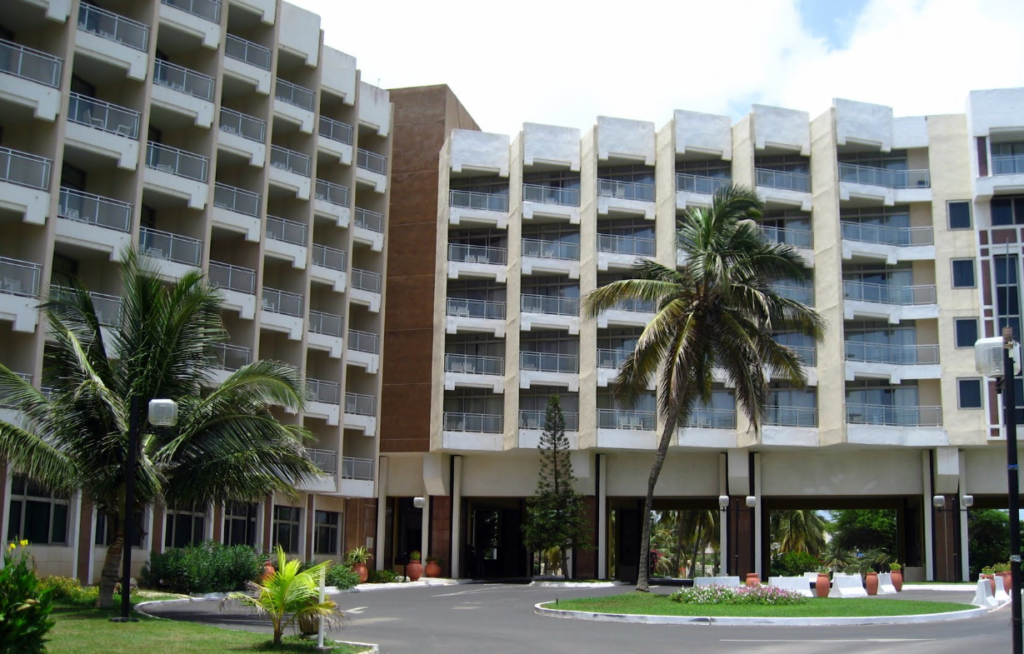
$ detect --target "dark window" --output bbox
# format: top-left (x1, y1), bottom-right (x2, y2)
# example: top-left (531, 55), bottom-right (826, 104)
top-left (223, 502), bottom-right (258, 547)
top-left (992, 197), bottom-right (1024, 226)
top-left (948, 201), bottom-right (972, 229)
top-left (6, 475), bottom-right (69, 545)
top-left (314, 510), bottom-right (339, 555)
top-left (954, 318), bottom-right (979, 348)
top-left (951, 259), bottom-right (976, 288)
top-left (164, 506), bottom-right (206, 549)
top-left (273, 506), bottom-right (301, 554)
top-left (95, 511), bottom-right (145, 548)
top-left (958, 378), bottom-right (983, 409)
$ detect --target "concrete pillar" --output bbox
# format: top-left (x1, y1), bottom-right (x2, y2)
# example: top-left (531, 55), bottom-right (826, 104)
top-left (753, 453), bottom-right (762, 577)
top-left (451, 455), bottom-right (463, 578)
top-left (718, 453), bottom-right (728, 574)
top-left (375, 456), bottom-right (388, 570)
top-left (922, 450), bottom-right (934, 581)
top-left (420, 492), bottom-right (430, 563)
top-left (597, 453), bottom-right (607, 579)
top-left (959, 451), bottom-right (971, 581)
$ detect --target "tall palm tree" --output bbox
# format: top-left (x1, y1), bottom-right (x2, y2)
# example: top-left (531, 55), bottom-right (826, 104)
top-left (771, 510), bottom-right (829, 556)
top-left (583, 185), bottom-right (824, 592)
top-left (679, 508), bottom-right (719, 579)
top-left (0, 250), bottom-right (320, 607)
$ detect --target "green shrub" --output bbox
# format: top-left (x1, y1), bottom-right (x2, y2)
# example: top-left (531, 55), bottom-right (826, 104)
top-left (325, 564), bottom-right (360, 590)
top-left (366, 568), bottom-right (400, 584)
top-left (0, 541), bottom-right (55, 654)
top-left (769, 551), bottom-right (820, 577)
top-left (142, 541), bottom-right (262, 595)
top-left (38, 575), bottom-right (82, 602)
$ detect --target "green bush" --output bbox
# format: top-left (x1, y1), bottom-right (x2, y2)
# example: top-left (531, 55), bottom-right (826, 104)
top-left (0, 541), bottom-right (55, 654)
top-left (38, 575), bottom-right (82, 602)
top-left (142, 541), bottom-right (262, 595)
top-left (366, 568), bottom-right (400, 584)
top-left (325, 564), bottom-right (360, 590)
top-left (769, 551), bottom-right (820, 577)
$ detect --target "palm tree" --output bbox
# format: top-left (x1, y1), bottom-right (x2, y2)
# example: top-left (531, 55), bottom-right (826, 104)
top-left (771, 510), bottom-right (829, 556)
top-left (679, 508), bottom-right (719, 579)
top-left (0, 250), bottom-right (320, 607)
top-left (583, 185), bottom-right (824, 592)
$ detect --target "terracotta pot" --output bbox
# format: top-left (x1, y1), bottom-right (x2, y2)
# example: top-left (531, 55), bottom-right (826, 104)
top-left (745, 573), bottom-right (760, 587)
top-left (425, 561), bottom-right (442, 578)
top-left (999, 571), bottom-right (1012, 592)
top-left (297, 611), bottom-right (318, 637)
top-left (816, 573), bottom-right (831, 598)
top-left (865, 571), bottom-right (879, 596)
top-left (260, 562), bottom-right (275, 582)
top-left (353, 563), bottom-right (369, 584)
top-left (407, 561), bottom-right (423, 582)
top-left (982, 574), bottom-right (996, 594)
top-left (891, 570), bottom-right (903, 592)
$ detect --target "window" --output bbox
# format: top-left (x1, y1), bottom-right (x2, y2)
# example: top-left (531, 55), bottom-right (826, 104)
top-left (6, 475), bottom-right (69, 545)
top-left (991, 197), bottom-right (1024, 226)
top-left (164, 506), bottom-right (206, 549)
top-left (948, 201), bottom-right (972, 230)
top-left (954, 318), bottom-right (979, 348)
top-left (314, 510), bottom-right (339, 555)
top-left (273, 506), bottom-right (301, 554)
top-left (951, 259), bottom-right (976, 288)
top-left (95, 510), bottom-right (145, 548)
top-left (224, 502), bottom-right (258, 547)
top-left (958, 378), bottom-right (983, 409)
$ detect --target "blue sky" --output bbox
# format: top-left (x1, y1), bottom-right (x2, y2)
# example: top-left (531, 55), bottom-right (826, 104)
top-left (798, 0), bottom-right (871, 49)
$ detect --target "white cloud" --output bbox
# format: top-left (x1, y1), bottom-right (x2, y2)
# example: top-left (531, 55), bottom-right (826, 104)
top-left (289, 0), bottom-right (1024, 135)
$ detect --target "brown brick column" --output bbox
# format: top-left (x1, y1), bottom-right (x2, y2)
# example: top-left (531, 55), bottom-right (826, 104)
top-left (430, 496), bottom-right (452, 577)
top-left (573, 496), bottom-right (597, 579)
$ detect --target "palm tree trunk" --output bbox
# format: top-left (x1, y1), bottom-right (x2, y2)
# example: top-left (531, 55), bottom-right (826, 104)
top-left (691, 534), bottom-right (701, 580)
top-left (674, 512), bottom-right (685, 578)
top-left (561, 547), bottom-right (569, 581)
top-left (97, 532), bottom-right (124, 609)
top-left (636, 414), bottom-right (678, 592)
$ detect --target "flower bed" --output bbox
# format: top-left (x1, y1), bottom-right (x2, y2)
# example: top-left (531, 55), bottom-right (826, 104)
top-left (670, 584), bottom-right (807, 606)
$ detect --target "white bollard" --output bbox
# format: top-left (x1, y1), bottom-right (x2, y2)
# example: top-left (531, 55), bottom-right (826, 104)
top-left (994, 575), bottom-right (1011, 603)
top-left (972, 577), bottom-right (998, 608)
top-left (877, 572), bottom-right (897, 595)
top-left (768, 576), bottom-right (813, 597)
top-left (829, 572), bottom-right (869, 598)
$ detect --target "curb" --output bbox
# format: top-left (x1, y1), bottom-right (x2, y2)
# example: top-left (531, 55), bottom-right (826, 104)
top-left (529, 581), bottom-right (625, 589)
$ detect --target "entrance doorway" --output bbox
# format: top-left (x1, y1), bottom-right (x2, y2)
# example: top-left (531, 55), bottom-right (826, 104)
top-left (462, 498), bottom-right (526, 579)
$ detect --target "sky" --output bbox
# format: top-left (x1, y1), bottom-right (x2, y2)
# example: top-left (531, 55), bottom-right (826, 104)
top-left (289, 0), bottom-right (1024, 137)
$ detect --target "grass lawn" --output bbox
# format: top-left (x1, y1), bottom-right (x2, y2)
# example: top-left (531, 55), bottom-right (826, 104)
top-left (547, 593), bottom-right (975, 618)
top-left (47, 603), bottom-right (370, 654)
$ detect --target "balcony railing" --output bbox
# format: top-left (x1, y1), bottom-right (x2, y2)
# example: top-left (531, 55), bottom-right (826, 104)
top-left (520, 351), bottom-right (579, 374)
top-left (838, 163), bottom-right (931, 189)
top-left (315, 179), bottom-right (349, 207)
top-left (342, 457), bottom-right (374, 481)
top-left (209, 343), bottom-right (251, 371)
top-left (312, 244), bottom-right (346, 271)
top-left (521, 238), bottom-right (580, 261)
top-left (58, 188), bottom-right (131, 232)
top-left (270, 145), bottom-right (310, 177)
top-left (50, 286), bottom-right (122, 326)
top-left (0, 38), bottom-right (62, 88)
top-left (307, 378), bottom-right (340, 405)
top-left (68, 93), bottom-right (139, 139)
top-left (224, 33), bottom-right (270, 70)
top-left (521, 294), bottom-right (579, 317)
top-left (844, 342), bottom-right (939, 365)
top-left (765, 405), bottom-right (818, 427)
top-left (308, 310), bottom-right (342, 337)
top-left (354, 208), bottom-right (384, 233)
top-left (785, 344), bottom-right (817, 366)
top-left (598, 178), bottom-right (655, 202)
top-left (761, 225), bottom-right (813, 249)
top-left (351, 268), bottom-right (381, 293)
top-left (446, 297), bottom-right (506, 320)
top-left (756, 168), bottom-right (811, 193)
top-left (77, 4), bottom-right (149, 52)
top-left (444, 353), bottom-right (503, 376)
top-left (597, 348), bottom-right (630, 369)
top-left (846, 403), bottom-right (942, 427)
top-left (154, 59), bottom-right (214, 102)
top-left (219, 107), bottom-right (265, 143)
top-left (842, 280), bottom-right (936, 306)
top-left (146, 143), bottom-right (208, 182)
top-left (266, 215), bottom-right (307, 246)
top-left (675, 173), bottom-right (731, 195)
top-left (274, 78), bottom-right (314, 111)
top-left (448, 243), bottom-right (507, 266)
top-left (348, 329), bottom-right (379, 354)
top-left (773, 284), bottom-right (815, 305)
top-left (305, 448), bottom-right (337, 474)
top-left (139, 227), bottom-right (201, 266)
top-left (598, 234), bottom-right (655, 256)
top-left (520, 410), bottom-right (579, 431)
top-left (522, 183), bottom-right (580, 207)
top-left (443, 412), bottom-right (502, 433)
top-left (611, 298), bottom-right (657, 313)
top-left (208, 261), bottom-right (255, 294)
top-left (449, 189), bottom-right (508, 212)
top-left (261, 287), bottom-right (303, 317)
top-left (357, 149), bottom-right (387, 174)
top-left (598, 408), bottom-right (655, 431)
top-left (0, 372), bottom-right (32, 409)
top-left (0, 146), bottom-right (51, 190)
top-left (994, 154), bottom-right (1024, 176)
top-left (213, 183), bottom-right (261, 217)
top-left (345, 392), bottom-right (376, 416)
top-left (318, 116), bottom-right (353, 145)
top-left (162, 0), bottom-right (220, 22)
top-left (0, 257), bottom-right (41, 297)
top-left (684, 407), bottom-right (737, 430)
top-left (840, 222), bottom-right (934, 247)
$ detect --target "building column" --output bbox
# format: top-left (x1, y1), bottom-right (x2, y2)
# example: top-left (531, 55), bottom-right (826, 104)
top-left (306, 494), bottom-right (317, 562)
top-left (597, 454), bottom-right (607, 579)
top-left (753, 453), bottom-right (762, 578)
top-left (451, 455), bottom-right (463, 578)
top-left (959, 452), bottom-right (970, 582)
top-left (375, 456), bottom-right (388, 571)
top-left (718, 453), bottom-right (727, 575)
top-left (420, 492), bottom-right (430, 562)
top-left (922, 451), bottom-right (934, 581)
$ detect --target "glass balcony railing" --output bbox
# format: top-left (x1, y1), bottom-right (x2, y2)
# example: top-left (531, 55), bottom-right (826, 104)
top-left (756, 168), bottom-right (811, 192)
top-left (846, 403), bottom-right (942, 427)
top-left (224, 34), bottom-right (270, 70)
top-left (315, 179), bottom-right (349, 207)
top-left (357, 148), bottom-right (387, 174)
top-left (521, 294), bottom-right (579, 317)
top-left (305, 448), bottom-right (337, 474)
top-left (448, 243), bottom-right (507, 266)
top-left (345, 392), bottom-right (376, 416)
top-left (446, 297), bottom-right (506, 320)
top-left (520, 351), bottom-right (578, 374)
top-left (449, 189), bottom-right (508, 212)
top-left (994, 154), bottom-right (1024, 176)
top-left (611, 298), bottom-right (657, 313)
top-left (312, 244), bottom-right (346, 271)
top-left (351, 268), bottom-right (381, 293)
top-left (154, 59), bottom-right (214, 102)
top-left (521, 238), bottom-right (580, 261)
top-left (208, 261), bottom-right (255, 294)
top-left (50, 286), bottom-right (122, 326)
top-left (219, 107), bottom-right (265, 143)
top-left (146, 143), bottom-right (208, 182)
top-left (213, 183), bottom-right (261, 217)
top-left (597, 348), bottom-right (630, 369)
top-left (139, 227), bottom-right (201, 266)
top-left (162, 0), bottom-right (221, 23)
top-left (58, 188), bottom-right (131, 232)
top-left (266, 215), bottom-right (307, 246)
top-left (840, 222), bottom-right (934, 247)
top-left (308, 310), bottom-right (343, 337)
top-left (598, 408), bottom-right (655, 431)
top-left (843, 280), bottom-right (936, 306)
top-left (270, 145), bottom-right (310, 177)
top-left (761, 225), bottom-right (813, 249)
top-left (306, 378), bottom-right (340, 405)
top-left (444, 353), bottom-right (503, 376)
top-left (765, 405), bottom-right (818, 427)
top-left (520, 410), bottom-right (579, 431)
top-left (0, 146), bottom-right (51, 190)
top-left (773, 284), bottom-right (815, 305)
top-left (261, 287), bottom-right (303, 317)
top-left (209, 343), bottom-right (251, 371)
top-left (522, 183), bottom-right (580, 207)
top-left (318, 116), bottom-right (353, 145)
top-left (783, 344), bottom-right (817, 366)
top-left (342, 456), bottom-right (374, 480)
top-left (844, 341), bottom-right (939, 365)
top-left (598, 178), bottom-right (655, 202)
top-left (675, 173), bottom-right (731, 195)
top-left (443, 412), bottom-right (502, 433)
top-left (274, 78), bottom-right (314, 111)
top-left (684, 407), bottom-right (737, 430)
top-left (598, 234), bottom-right (655, 256)
top-left (838, 163), bottom-right (931, 189)
top-left (0, 257), bottom-right (41, 297)
top-left (0, 38), bottom-right (62, 87)
top-left (354, 208), bottom-right (384, 233)
top-left (348, 329), bottom-right (379, 354)
top-left (68, 93), bottom-right (139, 139)
top-left (77, 4), bottom-right (149, 52)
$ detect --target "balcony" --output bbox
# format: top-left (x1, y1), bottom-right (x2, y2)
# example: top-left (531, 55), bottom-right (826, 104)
top-left (318, 116), bottom-right (353, 164)
top-left (597, 179), bottom-right (655, 219)
top-left (444, 353), bottom-right (504, 393)
top-left (761, 225), bottom-right (813, 250)
top-left (144, 143), bottom-right (208, 208)
top-left (207, 342), bottom-right (251, 384)
top-left (305, 378), bottom-right (340, 425)
top-left (264, 215), bottom-right (308, 268)
top-left (310, 244), bottom-right (347, 292)
top-left (353, 208), bottom-right (384, 251)
top-left (597, 408), bottom-right (656, 449)
top-left (443, 412), bottom-right (503, 451)
top-left (842, 280), bottom-right (938, 322)
top-left (347, 329), bottom-right (379, 373)
top-left (844, 341), bottom-right (940, 382)
top-left (0, 146), bottom-right (51, 225)
top-left (448, 190), bottom-right (507, 228)
top-left (597, 234), bottom-right (654, 272)
top-left (446, 297), bottom-right (506, 337)
top-left (211, 183), bottom-right (261, 241)
top-left (56, 188), bottom-right (132, 258)
top-left (350, 268), bottom-right (382, 312)
top-left (340, 456), bottom-right (374, 497)
top-left (676, 407), bottom-right (738, 448)
top-left (596, 298), bottom-right (656, 329)
top-left (840, 222), bottom-right (934, 264)
top-left (208, 261), bottom-right (256, 319)
top-left (0, 256), bottom-right (41, 332)
top-left (65, 93), bottom-right (141, 169)
top-left (260, 287), bottom-right (303, 340)
top-left (676, 173), bottom-right (730, 210)
top-left (356, 149), bottom-right (388, 192)
top-left (75, 4), bottom-right (149, 81)
top-left (269, 145), bottom-right (311, 199)
top-left (298, 448), bottom-right (338, 493)
top-left (519, 351), bottom-right (579, 391)
top-left (344, 392), bottom-right (377, 436)
top-left (139, 227), bottom-right (201, 279)
top-left (160, 0), bottom-right (221, 49)
top-left (773, 283), bottom-right (815, 306)
top-left (839, 163), bottom-right (932, 205)
top-left (152, 60), bottom-right (214, 127)
top-left (761, 405), bottom-right (819, 446)
top-left (306, 309), bottom-right (344, 357)
top-left (447, 243), bottom-right (507, 282)
top-left (218, 108), bottom-right (266, 167)
top-left (755, 168), bottom-right (811, 210)
top-left (314, 179), bottom-right (351, 226)
top-left (522, 183), bottom-right (581, 224)
top-left (49, 285), bottom-right (122, 327)
top-left (0, 39), bottom-right (62, 121)
top-left (273, 79), bottom-right (314, 133)
top-left (977, 152), bottom-right (1024, 199)
top-left (521, 239), bottom-right (579, 279)
top-left (520, 294), bottom-right (579, 334)
top-left (765, 406), bottom-right (817, 427)
top-left (519, 410), bottom-right (579, 449)
top-left (845, 403), bottom-right (946, 446)
top-left (223, 34), bottom-right (271, 94)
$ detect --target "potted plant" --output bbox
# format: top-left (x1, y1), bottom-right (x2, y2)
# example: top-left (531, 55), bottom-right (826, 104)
top-left (425, 555), bottom-right (443, 578)
top-left (815, 566), bottom-right (831, 599)
top-left (865, 569), bottom-right (879, 596)
top-left (745, 572), bottom-right (761, 587)
top-left (995, 562), bottom-right (1012, 592)
top-left (345, 546), bottom-right (372, 584)
top-left (407, 550), bottom-right (423, 582)
top-left (889, 562), bottom-right (903, 592)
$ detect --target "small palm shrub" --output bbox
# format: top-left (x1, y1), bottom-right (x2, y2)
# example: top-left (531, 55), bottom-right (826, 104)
top-left (0, 541), bottom-right (55, 654)
top-left (325, 564), bottom-right (360, 590)
top-left (142, 541), bottom-right (262, 594)
top-left (670, 584), bottom-right (807, 606)
top-left (38, 575), bottom-right (82, 602)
